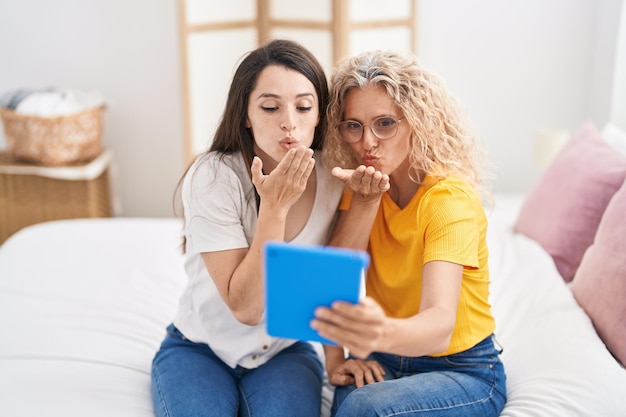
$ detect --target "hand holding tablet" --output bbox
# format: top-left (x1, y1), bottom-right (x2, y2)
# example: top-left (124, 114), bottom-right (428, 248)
top-left (264, 242), bottom-right (369, 345)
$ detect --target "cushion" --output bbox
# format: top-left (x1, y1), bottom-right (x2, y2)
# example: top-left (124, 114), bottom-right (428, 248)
top-left (570, 180), bottom-right (626, 366)
top-left (514, 121), bottom-right (626, 281)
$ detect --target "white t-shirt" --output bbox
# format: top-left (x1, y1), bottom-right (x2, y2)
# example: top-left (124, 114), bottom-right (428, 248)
top-left (173, 150), bottom-right (343, 369)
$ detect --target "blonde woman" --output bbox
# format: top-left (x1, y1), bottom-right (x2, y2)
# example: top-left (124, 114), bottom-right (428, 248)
top-left (312, 49), bottom-right (507, 417)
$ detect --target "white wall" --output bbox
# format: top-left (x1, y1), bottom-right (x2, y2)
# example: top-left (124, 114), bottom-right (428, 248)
top-left (419, 0), bottom-right (622, 192)
top-left (609, 1), bottom-right (626, 128)
top-left (0, 0), bottom-right (623, 217)
top-left (588, 0), bottom-right (626, 133)
top-left (0, 0), bottom-right (185, 217)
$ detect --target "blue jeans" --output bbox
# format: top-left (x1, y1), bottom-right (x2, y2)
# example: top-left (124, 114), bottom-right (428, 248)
top-left (331, 335), bottom-right (507, 417)
top-left (151, 324), bottom-right (323, 417)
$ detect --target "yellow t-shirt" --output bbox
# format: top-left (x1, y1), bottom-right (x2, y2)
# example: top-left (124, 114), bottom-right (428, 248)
top-left (342, 176), bottom-right (495, 356)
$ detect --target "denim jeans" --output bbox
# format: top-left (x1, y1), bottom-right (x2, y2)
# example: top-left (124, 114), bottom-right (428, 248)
top-left (331, 335), bottom-right (507, 417)
top-left (151, 324), bottom-right (323, 417)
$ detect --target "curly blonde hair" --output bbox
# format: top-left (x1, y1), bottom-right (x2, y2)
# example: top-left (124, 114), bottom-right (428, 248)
top-left (323, 49), bottom-right (493, 201)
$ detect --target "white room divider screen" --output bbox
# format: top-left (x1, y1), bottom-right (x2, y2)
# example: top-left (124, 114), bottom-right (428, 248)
top-left (178, 0), bottom-right (417, 161)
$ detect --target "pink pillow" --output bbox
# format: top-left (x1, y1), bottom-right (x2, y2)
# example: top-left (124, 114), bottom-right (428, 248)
top-left (570, 180), bottom-right (626, 366)
top-left (514, 121), bottom-right (626, 281)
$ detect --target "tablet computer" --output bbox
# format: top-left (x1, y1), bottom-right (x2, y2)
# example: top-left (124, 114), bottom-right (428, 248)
top-left (264, 241), bottom-right (369, 345)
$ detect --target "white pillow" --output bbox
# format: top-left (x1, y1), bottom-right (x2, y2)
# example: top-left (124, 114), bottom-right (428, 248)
top-left (601, 122), bottom-right (626, 155)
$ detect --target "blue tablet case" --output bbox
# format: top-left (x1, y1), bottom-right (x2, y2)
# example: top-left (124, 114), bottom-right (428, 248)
top-left (264, 242), bottom-right (369, 345)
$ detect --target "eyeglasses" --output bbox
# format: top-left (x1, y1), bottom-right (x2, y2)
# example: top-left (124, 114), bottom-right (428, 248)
top-left (337, 116), bottom-right (404, 143)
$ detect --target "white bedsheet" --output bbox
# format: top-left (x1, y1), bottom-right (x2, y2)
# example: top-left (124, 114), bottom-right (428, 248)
top-left (487, 208), bottom-right (626, 416)
top-left (0, 218), bottom-right (187, 417)
top-left (0, 201), bottom-right (625, 416)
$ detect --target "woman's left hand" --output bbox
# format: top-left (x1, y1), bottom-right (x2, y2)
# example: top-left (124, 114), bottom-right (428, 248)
top-left (312, 297), bottom-right (387, 359)
top-left (251, 146), bottom-right (315, 212)
top-left (328, 358), bottom-right (386, 388)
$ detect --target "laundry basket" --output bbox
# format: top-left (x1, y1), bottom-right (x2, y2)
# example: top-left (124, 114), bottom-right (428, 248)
top-left (0, 105), bottom-right (104, 166)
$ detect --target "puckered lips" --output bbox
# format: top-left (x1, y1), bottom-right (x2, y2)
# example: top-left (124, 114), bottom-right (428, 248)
top-left (362, 153), bottom-right (379, 167)
top-left (279, 137), bottom-right (300, 150)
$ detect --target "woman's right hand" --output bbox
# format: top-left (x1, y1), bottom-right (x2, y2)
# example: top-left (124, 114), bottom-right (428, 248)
top-left (331, 165), bottom-right (390, 203)
top-left (251, 146), bottom-right (315, 211)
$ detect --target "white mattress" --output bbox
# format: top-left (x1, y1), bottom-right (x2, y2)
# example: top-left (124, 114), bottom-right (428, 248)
top-left (0, 199), bottom-right (625, 416)
top-left (0, 218), bottom-right (187, 417)
top-left (487, 199), bottom-right (626, 416)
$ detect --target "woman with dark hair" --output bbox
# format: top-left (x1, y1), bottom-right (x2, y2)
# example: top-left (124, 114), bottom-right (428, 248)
top-left (151, 39), bottom-right (342, 417)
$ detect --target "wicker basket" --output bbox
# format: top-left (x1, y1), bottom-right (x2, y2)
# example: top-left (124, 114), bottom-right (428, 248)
top-left (0, 150), bottom-right (113, 245)
top-left (0, 105), bottom-right (104, 166)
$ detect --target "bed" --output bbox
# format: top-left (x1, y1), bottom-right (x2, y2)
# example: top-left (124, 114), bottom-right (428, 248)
top-left (1, 121), bottom-right (625, 416)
